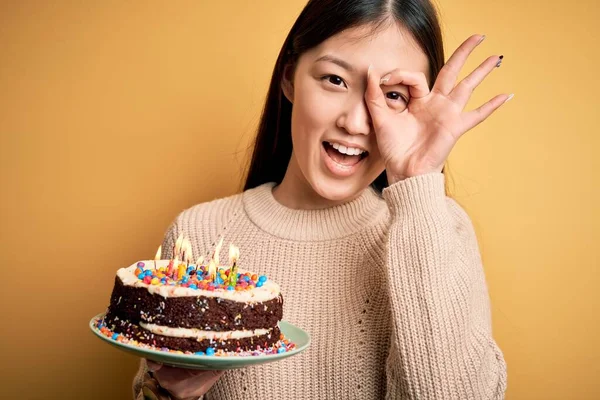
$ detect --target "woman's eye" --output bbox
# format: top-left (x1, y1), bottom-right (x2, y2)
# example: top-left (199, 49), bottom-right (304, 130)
top-left (322, 75), bottom-right (347, 88)
top-left (321, 75), bottom-right (407, 104)
top-left (386, 92), bottom-right (408, 103)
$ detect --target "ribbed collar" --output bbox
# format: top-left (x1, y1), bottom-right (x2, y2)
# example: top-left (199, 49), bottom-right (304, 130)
top-left (242, 182), bottom-right (385, 241)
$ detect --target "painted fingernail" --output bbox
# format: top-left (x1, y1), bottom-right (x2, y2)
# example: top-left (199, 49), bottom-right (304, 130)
top-left (503, 93), bottom-right (514, 104)
top-left (477, 35), bottom-right (486, 45)
top-left (380, 74), bottom-right (391, 84)
top-left (495, 55), bottom-right (504, 68)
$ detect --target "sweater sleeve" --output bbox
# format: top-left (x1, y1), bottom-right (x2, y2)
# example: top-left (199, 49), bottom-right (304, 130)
top-left (378, 172), bottom-right (507, 399)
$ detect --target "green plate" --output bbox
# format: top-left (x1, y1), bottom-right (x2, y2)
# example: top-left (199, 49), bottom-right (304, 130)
top-left (89, 313), bottom-right (310, 370)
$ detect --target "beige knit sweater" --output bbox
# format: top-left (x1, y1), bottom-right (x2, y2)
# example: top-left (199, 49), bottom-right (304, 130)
top-left (132, 173), bottom-right (507, 399)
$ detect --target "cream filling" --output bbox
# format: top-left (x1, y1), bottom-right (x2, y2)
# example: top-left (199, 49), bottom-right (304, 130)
top-left (117, 260), bottom-right (280, 302)
top-left (139, 322), bottom-right (272, 340)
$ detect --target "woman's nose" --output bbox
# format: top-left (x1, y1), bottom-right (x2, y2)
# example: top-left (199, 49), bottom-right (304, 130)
top-left (336, 99), bottom-right (372, 136)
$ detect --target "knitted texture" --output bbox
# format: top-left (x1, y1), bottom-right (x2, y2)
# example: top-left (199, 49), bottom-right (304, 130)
top-left (132, 173), bottom-right (507, 399)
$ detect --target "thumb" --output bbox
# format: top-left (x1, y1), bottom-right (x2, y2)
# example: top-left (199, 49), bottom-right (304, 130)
top-left (146, 359), bottom-right (163, 373)
top-left (364, 64), bottom-right (388, 128)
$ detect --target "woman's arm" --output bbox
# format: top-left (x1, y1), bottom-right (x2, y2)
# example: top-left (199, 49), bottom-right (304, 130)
top-left (377, 173), bottom-right (507, 399)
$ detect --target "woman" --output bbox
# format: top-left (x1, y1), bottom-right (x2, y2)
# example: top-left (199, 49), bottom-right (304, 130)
top-left (135, 0), bottom-right (510, 398)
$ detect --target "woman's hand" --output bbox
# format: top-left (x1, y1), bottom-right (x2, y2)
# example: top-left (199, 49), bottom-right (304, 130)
top-left (144, 359), bottom-right (224, 400)
top-left (365, 34), bottom-right (513, 185)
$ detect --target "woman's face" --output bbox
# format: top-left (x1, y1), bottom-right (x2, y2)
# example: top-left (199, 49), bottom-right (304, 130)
top-left (282, 22), bottom-right (429, 203)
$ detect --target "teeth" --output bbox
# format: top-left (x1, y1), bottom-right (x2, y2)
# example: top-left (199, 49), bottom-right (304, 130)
top-left (329, 142), bottom-right (365, 156)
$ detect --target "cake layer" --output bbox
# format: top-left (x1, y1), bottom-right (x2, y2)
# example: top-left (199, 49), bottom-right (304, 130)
top-left (139, 322), bottom-right (271, 340)
top-left (107, 277), bottom-right (283, 331)
top-left (104, 315), bottom-right (282, 353)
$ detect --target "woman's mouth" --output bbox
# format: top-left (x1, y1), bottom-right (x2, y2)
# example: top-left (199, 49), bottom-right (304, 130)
top-left (321, 141), bottom-right (368, 177)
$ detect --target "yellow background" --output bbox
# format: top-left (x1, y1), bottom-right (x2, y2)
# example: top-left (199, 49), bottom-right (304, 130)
top-left (1, 1), bottom-right (598, 399)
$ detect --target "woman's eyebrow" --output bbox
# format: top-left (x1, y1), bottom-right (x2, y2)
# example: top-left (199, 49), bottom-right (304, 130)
top-left (315, 55), bottom-right (356, 73)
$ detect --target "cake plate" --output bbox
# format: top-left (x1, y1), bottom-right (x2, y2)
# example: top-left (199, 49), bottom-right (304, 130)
top-left (89, 313), bottom-right (310, 370)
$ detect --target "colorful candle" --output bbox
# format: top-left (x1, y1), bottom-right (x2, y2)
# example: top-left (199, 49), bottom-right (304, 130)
top-left (169, 255), bottom-right (179, 276)
top-left (228, 244), bottom-right (240, 287)
top-left (208, 259), bottom-right (217, 283)
top-left (195, 256), bottom-right (204, 273)
top-left (177, 263), bottom-right (186, 281)
top-left (182, 238), bottom-right (192, 268)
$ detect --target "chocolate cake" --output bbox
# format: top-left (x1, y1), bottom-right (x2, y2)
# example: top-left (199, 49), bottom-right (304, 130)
top-left (100, 240), bottom-right (284, 354)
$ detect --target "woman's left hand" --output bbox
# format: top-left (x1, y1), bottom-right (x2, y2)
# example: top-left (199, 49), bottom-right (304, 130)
top-left (365, 34), bottom-right (513, 185)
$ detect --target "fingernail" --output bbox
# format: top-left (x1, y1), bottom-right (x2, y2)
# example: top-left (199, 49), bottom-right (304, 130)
top-left (367, 64), bottom-right (372, 79)
top-left (380, 74), bottom-right (391, 84)
top-left (477, 34), bottom-right (486, 45)
top-left (503, 93), bottom-right (514, 104)
top-left (495, 55), bottom-right (504, 68)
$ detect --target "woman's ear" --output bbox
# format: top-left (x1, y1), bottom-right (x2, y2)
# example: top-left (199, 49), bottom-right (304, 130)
top-left (281, 63), bottom-right (295, 103)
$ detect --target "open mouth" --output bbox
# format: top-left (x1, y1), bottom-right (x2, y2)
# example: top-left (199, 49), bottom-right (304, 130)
top-left (322, 142), bottom-right (368, 167)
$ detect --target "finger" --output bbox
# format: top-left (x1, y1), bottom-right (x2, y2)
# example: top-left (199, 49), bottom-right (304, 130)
top-left (434, 34), bottom-right (485, 95)
top-left (146, 359), bottom-right (163, 372)
top-left (450, 55), bottom-right (503, 107)
top-left (156, 369), bottom-right (225, 399)
top-left (195, 370), bottom-right (225, 393)
top-left (153, 364), bottom-right (210, 380)
top-left (462, 93), bottom-right (514, 131)
top-left (379, 69), bottom-right (430, 99)
top-left (364, 65), bottom-right (389, 129)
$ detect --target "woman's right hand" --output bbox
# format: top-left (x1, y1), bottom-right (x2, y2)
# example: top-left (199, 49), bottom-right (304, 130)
top-left (145, 359), bottom-right (225, 400)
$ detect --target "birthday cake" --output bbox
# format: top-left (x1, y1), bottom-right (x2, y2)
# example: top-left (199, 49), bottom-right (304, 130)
top-left (100, 237), bottom-right (284, 355)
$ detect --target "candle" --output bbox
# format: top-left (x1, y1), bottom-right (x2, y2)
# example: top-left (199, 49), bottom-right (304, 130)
top-left (195, 256), bottom-right (204, 273)
top-left (208, 259), bottom-right (217, 283)
top-left (228, 244), bottom-right (240, 287)
top-left (177, 263), bottom-right (186, 281)
top-left (169, 255), bottom-right (179, 277)
top-left (183, 238), bottom-right (193, 267)
top-left (181, 241), bottom-right (188, 268)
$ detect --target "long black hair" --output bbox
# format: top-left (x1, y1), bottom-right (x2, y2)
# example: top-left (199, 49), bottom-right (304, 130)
top-left (243, 0), bottom-right (450, 195)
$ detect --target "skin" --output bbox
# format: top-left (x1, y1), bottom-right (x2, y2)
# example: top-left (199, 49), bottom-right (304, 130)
top-left (146, 21), bottom-right (511, 400)
top-left (146, 360), bottom-right (224, 400)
